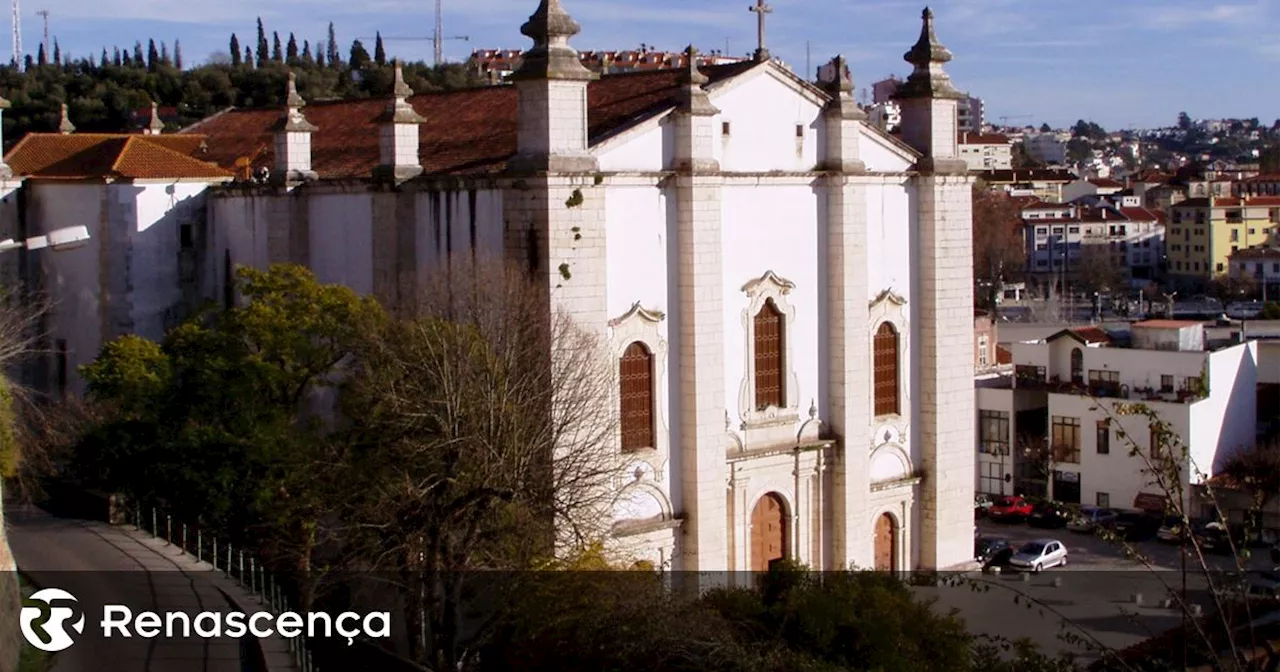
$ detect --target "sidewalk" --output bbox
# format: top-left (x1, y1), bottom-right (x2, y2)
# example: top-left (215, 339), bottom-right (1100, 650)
top-left (5, 504), bottom-right (300, 672)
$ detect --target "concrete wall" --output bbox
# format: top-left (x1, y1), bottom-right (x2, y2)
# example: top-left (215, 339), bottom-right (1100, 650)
top-left (1193, 342), bottom-right (1258, 476)
top-left (711, 69), bottom-right (822, 173)
top-left (1044, 336), bottom-right (1207, 391)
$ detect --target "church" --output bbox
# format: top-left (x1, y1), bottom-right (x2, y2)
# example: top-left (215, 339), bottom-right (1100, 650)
top-left (0, 1), bottom-right (977, 572)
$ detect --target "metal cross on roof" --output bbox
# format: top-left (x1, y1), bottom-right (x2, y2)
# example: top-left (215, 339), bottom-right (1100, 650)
top-left (748, 0), bottom-right (772, 62)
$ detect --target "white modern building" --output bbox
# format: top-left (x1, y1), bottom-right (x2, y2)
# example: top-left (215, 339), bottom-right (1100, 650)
top-left (1022, 132), bottom-right (1069, 166)
top-left (1228, 246), bottom-right (1280, 298)
top-left (2, 4), bottom-right (982, 573)
top-left (1022, 198), bottom-right (1164, 287)
top-left (867, 101), bottom-right (901, 133)
top-left (976, 321), bottom-right (1258, 514)
top-left (958, 131), bottom-right (1011, 171)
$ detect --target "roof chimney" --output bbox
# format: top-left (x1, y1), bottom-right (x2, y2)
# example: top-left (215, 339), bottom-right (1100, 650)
top-left (58, 103), bottom-right (75, 134)
top-left (376, 61), bottom-right (427, 181)
top-left (145, 101), bottom-right (164, 135)
top-left (272, 72), bottom-right (319, 183)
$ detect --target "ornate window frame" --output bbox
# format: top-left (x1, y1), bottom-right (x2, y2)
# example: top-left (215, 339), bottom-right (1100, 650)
top-left (738, 271), bottom-right (801, 447)
top-left (869, 288), bottom-right (908, 421)
top-left (609, 302), bottom-right (670, 463)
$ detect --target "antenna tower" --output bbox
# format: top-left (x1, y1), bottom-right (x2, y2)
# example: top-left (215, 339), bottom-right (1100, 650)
top-left (433, 0), bottom-right (443, 67)
top-left (10, 0), bottom-right (20, 70)
top-left (35, 7), bottom-right (45, 57)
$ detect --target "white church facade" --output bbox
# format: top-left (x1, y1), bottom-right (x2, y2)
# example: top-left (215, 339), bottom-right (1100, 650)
top-left (0, 1), bottom-right (977, 572)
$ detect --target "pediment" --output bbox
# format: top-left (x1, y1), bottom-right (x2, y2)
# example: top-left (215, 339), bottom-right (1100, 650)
top-left (741, 270), bottom-right (796, 296)
top-left (869, 288), bottom-right (907, 309)
top-left (609, 302), bottom-right (666, 327)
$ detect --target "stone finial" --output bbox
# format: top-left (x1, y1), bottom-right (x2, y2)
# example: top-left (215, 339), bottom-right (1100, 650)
top-left (277, 72), bottom-right (318, 133)
top-left (58, 103), bottom-right (75, 134)
top-left (893, 7), bottom-right (964, 100)
top-left (510, 0), bottom-right (596, 81)
top-left (380, 60), bottom-right (426, 124)
top-left (675, 46), bottom-right (718, 116)
top-left (822, 54), bottom-right (866, 122)
top-left (146, 101), bottom-right (164, 135)
top-left (823, 54), bottom-right (853, 95)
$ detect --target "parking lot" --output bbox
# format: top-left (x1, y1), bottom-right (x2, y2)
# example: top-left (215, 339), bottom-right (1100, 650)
top-left (914, 518), bottom-right (1276, 664)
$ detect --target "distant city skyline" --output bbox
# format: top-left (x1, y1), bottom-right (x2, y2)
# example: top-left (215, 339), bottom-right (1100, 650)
top-left (22, 0), bottom-right (1280, 130)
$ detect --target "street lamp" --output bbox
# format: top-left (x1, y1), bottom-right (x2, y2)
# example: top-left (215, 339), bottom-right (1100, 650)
top-left (1, 225), bottom-right (92, 252)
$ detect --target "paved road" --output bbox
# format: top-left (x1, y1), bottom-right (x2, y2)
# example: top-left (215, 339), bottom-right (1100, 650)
top-left (5, 504), bottom-right (296, 672)
top-left (924, 519), bottom-right (1277, 664)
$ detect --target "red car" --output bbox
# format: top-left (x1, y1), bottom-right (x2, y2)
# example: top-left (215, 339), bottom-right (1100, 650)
top-left (987, 496), bottom-right (1034, 521)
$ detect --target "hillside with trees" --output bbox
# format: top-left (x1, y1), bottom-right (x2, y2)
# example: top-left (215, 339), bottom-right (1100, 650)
top-left (0, 19), bottom-right (482, 151)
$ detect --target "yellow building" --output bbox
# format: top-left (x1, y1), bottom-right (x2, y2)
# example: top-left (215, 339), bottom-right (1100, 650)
top-left (1167, 196), bottom-right (1280, 282)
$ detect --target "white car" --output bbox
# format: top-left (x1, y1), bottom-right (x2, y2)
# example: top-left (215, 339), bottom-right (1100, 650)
top-left (1008, 539), bottom-right (1068, 573)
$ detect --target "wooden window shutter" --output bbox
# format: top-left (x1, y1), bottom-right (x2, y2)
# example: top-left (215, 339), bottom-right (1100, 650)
top-left (619, 342), bottom-right (655, 452)
top-left (874, 323), bottom-right (900, 416)
top-left (753, 300), bottom-right (785, 410)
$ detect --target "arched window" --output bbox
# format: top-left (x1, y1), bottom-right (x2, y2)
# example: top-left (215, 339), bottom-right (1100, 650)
top-left (874, 322), bottom-right (899, 416)
top-left (754, 299), bottom-right (785, 410)
top-left (619, 342), bottom-right (655, 452)
top-left (1070, 347), bottom-right (1083, 384)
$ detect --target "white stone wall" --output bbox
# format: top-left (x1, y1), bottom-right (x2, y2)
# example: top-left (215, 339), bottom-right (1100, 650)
top-left (709, 70), bottom-right (823, 173)
top-left (516, 80), bottom-right (590, 158)
top-left (275, 132), bottom-right (313, 173)
top-left (379, 124), bottom-right (420, 168)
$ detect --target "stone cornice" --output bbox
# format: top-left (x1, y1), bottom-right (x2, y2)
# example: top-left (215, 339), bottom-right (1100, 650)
top-left (609, 301), bottom-right (665, 327)
top-left (741, 269), bottom-right (795, 295)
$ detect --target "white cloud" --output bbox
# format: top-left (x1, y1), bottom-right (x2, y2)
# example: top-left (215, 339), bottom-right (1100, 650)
top-left (1148, 2), bottom-right (1257, 29)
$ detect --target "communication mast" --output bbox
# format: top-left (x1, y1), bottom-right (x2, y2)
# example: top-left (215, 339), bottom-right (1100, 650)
top-left (10, 0), bottom-right (20, 70)
top-left (434, 0), bottom-right (443, 67)
top-left (35, 7), bottom-right (46, 58)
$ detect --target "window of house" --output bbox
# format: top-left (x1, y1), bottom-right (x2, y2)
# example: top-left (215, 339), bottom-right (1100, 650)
top-left (1096, 492), bottom-right (1110, 508)
top-left (795, 124), bottom-right (804, 138)
top-left (1161, 374), bottom-right (1174, 393)
top-left (753, 299), bottom-right (785, 410)
top-left (979, 410), bottom-right (1009, 455)
top-left (978, 334), bottom-right (989, 368)
top-left (619, 342), bottom-right (655, 452)
top-left (1231, 229), bottom-right (1240, 242)
top-left (1273, 263), bottom-right (1279, 273)
top-left (722, 121), bottom-right (731, 135)
top-left (1250, 229), bottom-right (1257, 235)
top-left (1088, 369), bottom-right (1120, 396)
top-left (1015, 364), bottom-right (1046, 386)
top-left (1053, 227), bottom-right (1063, 234)
top-left (1070, 347), bottom-right (1083, 384)
top-left (1096, 419), bottom-right (1110, 454)
top-left (1051, 416), bottom-right (1081, 464)
top-left (1068, 226), bottom-right (1079, 234)
top-left (1149, 424), bottom-right (1163, 459)
top-left (874, 322), bottom-right (900, 416)
top-left (179, 223), bottom-right (193, 249)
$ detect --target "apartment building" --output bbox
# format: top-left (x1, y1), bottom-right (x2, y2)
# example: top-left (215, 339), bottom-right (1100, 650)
top-left (975, 309), bottom-right (1013, 376)
top-left (468, 47), bottom-right (745, 79)
top-left (1227, 246), bottom-right (1280, 298)
top-left (868, 102), bottom-right (901, 133)
top-left (1235, 174), bottom-right (1280, 198)
top-left (1022, 132), bottom-right (1069, 165)
top-left (958, 132), bottom-right (1012, 171)
top-left (1167, 196), bottom-right (1280, 282)
top-left (1022, 198), bottom-right (1164, 286)
top-left (1062, 177), bottom-right (1124, 203)
top-left (980, 168), bottom-right (1074, 202)
top-left (976, 322), bottom-right (1258, 513)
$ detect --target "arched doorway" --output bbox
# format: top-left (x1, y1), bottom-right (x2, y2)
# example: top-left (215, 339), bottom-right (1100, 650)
top-left (750, 493), bottom-right (787, 571)
top-left (874, 513), bottom-right (897, 571)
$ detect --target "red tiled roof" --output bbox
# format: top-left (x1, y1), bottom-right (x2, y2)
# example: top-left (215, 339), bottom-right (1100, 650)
top-left (958, 132), bottom-right (1009, 145)
top-left (5, 133), bottom-right (230, 180)
top-left (1177, 196), bottom-right (1280, 208)
top-left (1119, 206), bottom-right (1160, 221)
top-left (1229, 246), bottom-right (1280, 260)
top-left (1238, 173), bottom-right (1280, 183)
top-left (1047, 326), bottom-right (1112, 345)
top-left (1134, 319), bottom-right (1203, 329)
top-left (1088, 178), bottom-right (1124, 188)
top-left (996, 345), bottom-right (1013, 365)
top-left (183, 62), bottom-right (760, 180)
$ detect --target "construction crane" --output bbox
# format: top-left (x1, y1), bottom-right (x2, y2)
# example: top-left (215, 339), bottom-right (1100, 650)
top-left (359, 0), bottom-right (468, 66)
top-left (998, 115), bottom-right (1033, 124)
top-left (10, 0), bottom-right (20, 71)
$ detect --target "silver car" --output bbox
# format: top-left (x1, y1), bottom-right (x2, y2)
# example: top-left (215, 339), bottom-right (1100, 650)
top-left (1008, 539), bottom-right (1068, 573)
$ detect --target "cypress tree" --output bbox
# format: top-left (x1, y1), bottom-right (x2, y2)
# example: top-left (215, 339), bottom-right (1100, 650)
top-left (256, 17), bottom-right (269, 68)
top-left (133, 41), bottom-right (144, 65)
top-left (52, 40), bottom-right (61, 66)
top-left (230, 34), bottom-right (242, 67)
top-left (374, 32), bottom-right (386, 66)
top-left (301, 40), bottom-right (312, 64)
top-left (36, 43), bottom-right (44, 67)
top-left (100, 48), bottom-right (108, 68)
top-left (245, 46), bottom-right (253, 67)
top-left (286, 33), bottom-right (298, 65)
top-left (174, 40), bottom-right (183, 69)
top-left (160, 41), bottom-right (169, 65)
top-left (272, 31), bottom-right (282, 63)
top-left (147, 39), bottom-right (158, 70)
top-left (112, 46), bottom-right (121, 67)
top-left (326, 23), bottom-right (339, 67)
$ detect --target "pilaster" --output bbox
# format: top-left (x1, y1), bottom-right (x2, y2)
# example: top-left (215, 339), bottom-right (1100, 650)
top-left (913, 172), bottom-right (976, 569)
top-left (674, 171), bottom-right (728, 571)
top-left (825, 173), bottom-right (872, 569)
top-left (272, 72), bottom-right (319, 184)
top-left (375, 61), bottom-right (426, 182)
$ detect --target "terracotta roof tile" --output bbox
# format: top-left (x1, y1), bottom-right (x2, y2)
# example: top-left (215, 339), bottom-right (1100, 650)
top-left (996, 345), bottom-right (1013, 365)
top-left (958, 132), bottom-right (1010, 145)
top-left (1088, 178), bottom-right (1124, 188)
top-left (184, 62), bottom-right (761, 180)
top-left (1047, 326), bottom-right (1112, 345)
top-left (1134, 319), bottom-right (1203, 329)
top-left (1119, 206), bottom-right (1160, 221)
top-left (5, 133), bottom-right (228, 180)
top-left (1177, 196), bottom-right (1280, 208)
top-left (1229, 246), bottom-right (1280, 260)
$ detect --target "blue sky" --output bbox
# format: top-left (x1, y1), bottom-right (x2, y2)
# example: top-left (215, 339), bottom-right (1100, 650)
top-left (28, 0), bottom-right (1280, 130)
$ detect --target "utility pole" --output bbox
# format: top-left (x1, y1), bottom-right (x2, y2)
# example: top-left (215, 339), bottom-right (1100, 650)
top-left (10, 0), bottom-right (20, 71)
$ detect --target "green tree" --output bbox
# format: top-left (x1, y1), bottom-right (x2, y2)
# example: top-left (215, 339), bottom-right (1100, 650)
top-left (972, 184), bottom-right (1026, 309)
top-left (255, 18), bottom-right (268, 68)
top-left (271, 31), bottom-right (283, 64)
top-left (326, 23), bottom-right (339, 67)
top-left (348, 39), bottom-right (371, 70)
top-left (1040, 122), bottom-right (1052, 132)
top-left (374, 32), bottom-right (386, 66)
top-left (285, 33), bottom-right (298, 65)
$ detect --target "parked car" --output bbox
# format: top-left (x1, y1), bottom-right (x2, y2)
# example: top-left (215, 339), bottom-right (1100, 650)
top-left (1066, 506), bottom-right (1117, 533)
top-left (1157, 516), bottom-right (1205, 543)
top-left (1028, 501), bottom-right (1073, 529)
top-left (975, 537), bottom-right (1014, 567)
top-left (1108, 510), bottom-right (1161, 541)
top-left (987, 496), bottom-right (1034, 522)
top-left (975, 494), bottom-right (994, 518)
top-left (1008, 539), bottom-right (1068, 573)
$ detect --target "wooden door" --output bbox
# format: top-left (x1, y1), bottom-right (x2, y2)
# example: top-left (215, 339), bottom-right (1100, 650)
top-left (750, 493), bottom-right (787, 571)
top-left (874, 513), bottom-right (896, 571)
